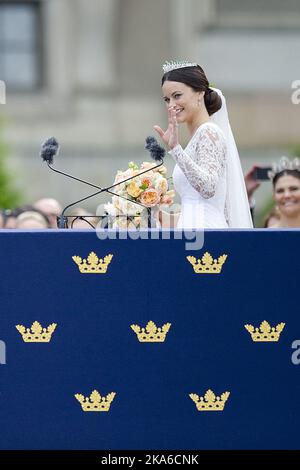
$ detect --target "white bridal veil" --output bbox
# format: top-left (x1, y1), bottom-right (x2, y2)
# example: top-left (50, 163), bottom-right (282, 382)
top-left (210, 88), bottom-right (253, 228)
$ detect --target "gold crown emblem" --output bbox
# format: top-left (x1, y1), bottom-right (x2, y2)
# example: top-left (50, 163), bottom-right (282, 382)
top-left (187, 252), bottom-right (227, 274)
top-left (75, 390), bottom-right (116, 412)
top-left (244, 320), bottom-right (285, 342)
top-left (72, 252), bottom-right (113, 273)
top-left (16, 321), bottom-right (57, 342)
top-left (189, 389), bottom-right (230, 412)
top-left (130, 320), bottom-right (171, 342)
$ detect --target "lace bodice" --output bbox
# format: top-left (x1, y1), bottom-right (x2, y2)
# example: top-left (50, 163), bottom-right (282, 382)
top-left (170, 122), bottom-right (226, 198)
top-left (169, 122), bottom-right (228, 228)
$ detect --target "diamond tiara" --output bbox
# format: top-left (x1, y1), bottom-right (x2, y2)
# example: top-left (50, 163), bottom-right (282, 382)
top-left (162, 60), bottom-right (198, 74)
top-left (268, 156), bottom-right (300, 181)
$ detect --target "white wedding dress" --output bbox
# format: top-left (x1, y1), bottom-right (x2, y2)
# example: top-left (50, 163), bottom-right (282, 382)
top-left (170, 122), bottom-right (228, 229)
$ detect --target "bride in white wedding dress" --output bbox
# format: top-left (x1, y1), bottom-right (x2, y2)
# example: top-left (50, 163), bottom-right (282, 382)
top-left (154, 61), bottom-right (253, 229)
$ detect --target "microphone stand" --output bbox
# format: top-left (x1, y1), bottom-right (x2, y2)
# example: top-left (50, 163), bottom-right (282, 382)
top-left (46, 160), bottom-right (164, 228)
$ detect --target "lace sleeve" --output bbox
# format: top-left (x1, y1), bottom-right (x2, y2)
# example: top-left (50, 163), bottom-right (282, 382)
top-left (169, 125), bottom-right (226, 198)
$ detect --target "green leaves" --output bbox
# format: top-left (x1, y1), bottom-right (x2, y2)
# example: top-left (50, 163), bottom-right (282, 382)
top-left (128, 161), bottom-right (138, 170)
top-left (0, 123), bottom-right (22, 209)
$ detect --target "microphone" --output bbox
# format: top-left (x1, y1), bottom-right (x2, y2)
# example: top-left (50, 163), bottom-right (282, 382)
top-left (145, 136), bottom-right (166, 161)
top-left (40, 136), bottom-right (165, 228)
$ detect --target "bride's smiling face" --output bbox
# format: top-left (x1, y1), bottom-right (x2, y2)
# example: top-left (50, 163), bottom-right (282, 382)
top-left (162, 81), bottom-right (203, 124)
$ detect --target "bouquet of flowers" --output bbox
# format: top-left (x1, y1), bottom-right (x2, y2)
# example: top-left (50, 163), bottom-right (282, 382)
top-left (104, 161), bottom-right (175, 228)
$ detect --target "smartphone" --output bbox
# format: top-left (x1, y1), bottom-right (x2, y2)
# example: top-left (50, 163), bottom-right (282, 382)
top-left (253, 167), bottom-right (272, 181)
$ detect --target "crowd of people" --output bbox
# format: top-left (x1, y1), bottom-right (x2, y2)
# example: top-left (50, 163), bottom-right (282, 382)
top-left (1, 157), bottom-right (300, 230)
top-left (0, 198), bottom-right (98, 229)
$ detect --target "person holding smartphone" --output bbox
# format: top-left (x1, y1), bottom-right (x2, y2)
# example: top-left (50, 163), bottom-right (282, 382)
top-left (244, 165), bottom-right (273, 224)
top-left (245, 158), bottom-right (300, 228)
top-left (269, 157), bottom-right (300, 227)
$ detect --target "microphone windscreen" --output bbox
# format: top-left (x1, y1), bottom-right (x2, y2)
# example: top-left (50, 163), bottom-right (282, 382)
top-left (145, 136), bottom-right (165, 161)
top-left (40, 137), bottom-right (59, 164)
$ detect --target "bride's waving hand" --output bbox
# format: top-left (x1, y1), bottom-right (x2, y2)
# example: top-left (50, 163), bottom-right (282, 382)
top-left (154, 107), bottom-right (179, 150)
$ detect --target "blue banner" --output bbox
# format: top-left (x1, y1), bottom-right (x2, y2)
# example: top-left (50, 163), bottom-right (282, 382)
top-left (0, 230), bottom-right (299, 449)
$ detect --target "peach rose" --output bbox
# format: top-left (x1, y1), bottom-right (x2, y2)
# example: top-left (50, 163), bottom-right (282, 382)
top-left (155, 177), bottom-right (168, 194)
top-left (139, 188), bottom-right (161, 207)
top-left (127, 181), bottom-right (143, 198)
top-left (141, 176), bottom-right (153, 189)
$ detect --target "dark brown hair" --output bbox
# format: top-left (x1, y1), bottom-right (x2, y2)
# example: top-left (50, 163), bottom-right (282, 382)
top-left (273, 169), bottom-right (300, 187)
top-left (162, 65), bottom-right (222, 116)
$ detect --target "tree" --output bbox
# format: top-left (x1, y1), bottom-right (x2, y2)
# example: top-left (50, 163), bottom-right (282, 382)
top-left (0, 122), bottom-right (22, 209)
